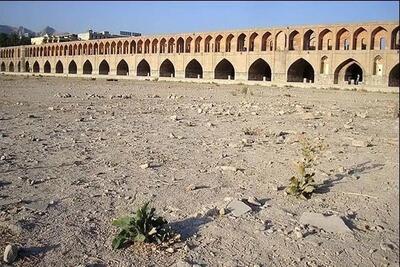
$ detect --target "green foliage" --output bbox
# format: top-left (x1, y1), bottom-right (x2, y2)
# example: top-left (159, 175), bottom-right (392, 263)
top-left (0, 33), bottom-right (31, 47)
top-left (286, 135), bottom-right (324, 199)
top-left (112, 202), bottom-right (176, 249)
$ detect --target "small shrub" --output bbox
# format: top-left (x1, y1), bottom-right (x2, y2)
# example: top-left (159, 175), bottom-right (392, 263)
top-left (153, 78), bottom-right (159, 82)
top-left (285, 135), bottom-right (324, 200)
top-left (241, 87), bottom-right (249, 95)
top-left (112, 202), bottom-right (177, 249)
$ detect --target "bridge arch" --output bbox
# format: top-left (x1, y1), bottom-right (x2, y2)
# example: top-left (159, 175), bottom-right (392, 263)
top-left (56, 60), bottom-right (63, 73)
top-left (83, 60), bottom-right (92, 75)
top-left (116, 59), bottom-right (129, 76)
top-left (160, 59), bottom-right (175, 77)
top-left (185, 59), bottom-right (203, 78)
top-left (44, 61), bottom-right (51, 73)
top-left (214, 58), bottom-right (235, 80)
top-left (248, 58), bottom-right (271, 81)
top-left (137, 59), bottom-right (151, 76)
top-left (287, 58), bottom-right (315, 83)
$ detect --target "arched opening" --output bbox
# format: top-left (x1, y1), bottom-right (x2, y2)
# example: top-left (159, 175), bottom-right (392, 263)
top-left (99, 60), bottom-right (110, 75)
top-left (261, 32), bottom-right (272, 51)
top-left (0, 62), bottom-right (5, 71)
top-left (144, 39), bottom-right (150, 54)
top-left (226, 34), bottom-right (234, 52)
top-left (160, 38), bottom-right (166, 53)
top-left (185, 37), bottom-right (192, 53)
top-left (105, 42), bottom-right (110, 55)
top-left (237, 33), bottom-right (246, 52)
top-left (25, 61), bottom-right (29, 72)
top-left (9, 62), bottom-right (14, 72)
top-left (275, 31), bottom-right (286, 51)
top-left (117, 41), bottom-right (122, 54)
top-left (152, 39), bottom-right (158, 53)
top-left (33, 61), bottom-right (40, 73)
top-left (137, 40), bottom-right (143, 54)
top-left (303, 30), bottom-right (316, 50)
top-left (123, 41), bottom-right (129, 54)
top-left (176, 37), bottom-right (184, 53)
top-left (185, 59), bottom-right (203, 78)
top-left (168, 38), bottom-right (175, 53)
top-left (130, 40), bottom-right (136, 54)
top-left (194, 36), bottom-right (202, 53)
top-left (248, 58), bottom-right (272, 81)
top-left (334, 59), bottom-right (364, 85)
top-left (391, 26), bottom-right (400, 50)
top-left (69, 60), bottom-right (77, 74)
top-left (137, 59), bottom-right (151, 76)
top-left (83, 60), bottom-right (92, 75)
top-left (320, 56), bottom-right (329, 74)
top-left (56, 60), bottom-right (63, 73)
top-left (388, 64), bottom-right (399, 87)
top-left (287, 58), bottom-right (314, 83)
top-left (17, 61), bottom-right (20, 72)
top-left (215, 35), bottom-right (222, 52)
top-left (371, 26), bottom-right (387, 50)
top-left (249, 32), bottom-right (258, 52)
top-left (205, 35), bottom-right (212, 52)
top-left (336, 28), bottom-right (350, 50)
top-left (159, 59), bottom-right (175, 77)
top-left (373, 56), bottom-right (383, 76)
top-left (116, 59), bottom-right (129, 76)
top-left (289, 30), bottom-right (300, 50)
top-left (44, 61), bottom-right (51, 73)
top-left (353, 27), bottom-right (368, 50)
top-left (214, 59), bottom-right (235, 80)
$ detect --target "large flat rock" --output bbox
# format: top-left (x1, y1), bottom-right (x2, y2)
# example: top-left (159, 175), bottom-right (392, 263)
top-left (299, 212), bottom-right (352, 234)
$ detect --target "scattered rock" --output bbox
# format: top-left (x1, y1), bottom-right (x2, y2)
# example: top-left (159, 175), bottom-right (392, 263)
top-left (247, 196), bottom-right (261, 206)
top-left (299, 212), bottom-right (352, 234)
top-left (227, 200), bottom-right (252, 217)
top-left (166, 247), bottom-right (174, 253)
top-left (186, 184), bottom-right (198, 191)
top-left (217, 166), bottom-right (237, 172)
top-left (351, 140), bottom-right (370, 147)
top-left (3, 244), bottom-right (18, 263)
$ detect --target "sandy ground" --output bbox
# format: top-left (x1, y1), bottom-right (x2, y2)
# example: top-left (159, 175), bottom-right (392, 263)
top-left (0, 74), bottom-right (399, 267)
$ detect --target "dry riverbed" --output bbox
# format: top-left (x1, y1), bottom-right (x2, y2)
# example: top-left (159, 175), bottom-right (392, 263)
top-left (0, 75), bottom-right (399, 266)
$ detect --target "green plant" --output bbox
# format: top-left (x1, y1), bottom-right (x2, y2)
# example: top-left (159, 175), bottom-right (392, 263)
top-left (286, 135), bottom-right (324, 199)
top-left (112, 202), bottom-right (176, 249)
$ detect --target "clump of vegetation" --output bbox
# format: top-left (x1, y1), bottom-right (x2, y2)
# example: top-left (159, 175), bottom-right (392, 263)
top-left (112, 202), bottom-right (177, 249)
top-left (285, 135), bottom-right (324, 199)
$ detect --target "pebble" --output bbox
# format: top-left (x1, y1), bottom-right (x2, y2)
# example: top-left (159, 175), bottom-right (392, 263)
top-left (351, 140), bottom-right (370, 147)
top-left (3, 244), bottom-right (18, 263)
top-left (166, 247), bottom-right (174, 253)
top-left (247, 196), bottom-right (262, 206)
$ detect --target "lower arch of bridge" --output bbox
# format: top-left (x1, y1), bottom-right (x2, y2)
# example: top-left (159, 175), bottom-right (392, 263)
top-left (137, 59), bottom-right (151, 76)
top-left (185, 59), bottom-right (203, 78)
top-left (44, 61), bottom-right (51, 73)
top-left (33, 61), bottom-right (40, 73)
top-left (25, 61), bottom-right (29, 72)
top-left (69, 60), bottom-right (77, 74)
top-left (160, 59), bottom-right (175, 77)
top-left (117, 59), bottom-right (129, 76)
top-left (9, 62), bottom-right (14, 72)
top-left (287, 58), bottom-right (314, 83)
top-left (214, 59), bottom-right (235, 80)
top-left (1, 62), bottom-right (5, 71)
top-left (56, 61), bottom-right (63, 73)
top-left (334, 59), bottom-right (364, 84)
top-left (99, 60), bottom-right (110, 75)
top-left (388, 64), bottom-right (399, 87)
top-left (248, 58), bottom-right (271, 81)
top-left (83, 60), bottom-right (92, 74)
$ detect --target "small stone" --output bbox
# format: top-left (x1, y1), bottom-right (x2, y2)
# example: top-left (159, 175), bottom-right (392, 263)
top-left (175, 260), bottom-right (191, 267)
top-left (186, 184), bottom-right (197, 191)
top-left (380, 241), bottom-right (396, 252)
top-left (140, 163), bottom-right (150, 169)
top-left (227, 200), bottom-right (252, 217)
top-left (170, 115), bottom-right (179, 121)
top-left (217, 166), bottom-right (237, 172)
top-left (218, 207), bottom-right (227, 215)
top-left (295, 231), bottom-right (304, 239)
top-left (299, 212), bottom-right (352, 234)
top-left (247, 196), bottom-right (261, 206)
top-left (166, 247), bottom-right (174, 253)
top-left (198, 108), bottom-right (203, 114)
top-left (4, 244), bottom-right (18, 263)
top-left (351, 140), bottom-right (370, 147)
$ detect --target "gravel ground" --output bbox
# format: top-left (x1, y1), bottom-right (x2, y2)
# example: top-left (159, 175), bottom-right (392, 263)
top-left (0, 75), bottom-right (399, 267)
